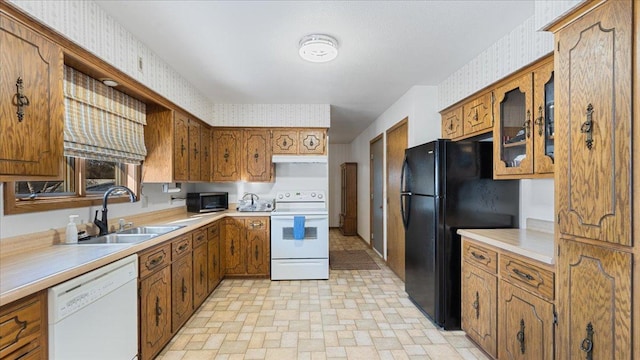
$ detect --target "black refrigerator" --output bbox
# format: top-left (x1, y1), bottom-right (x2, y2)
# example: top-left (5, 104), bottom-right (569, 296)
top-left (401, 139), bottom-right (519, 330)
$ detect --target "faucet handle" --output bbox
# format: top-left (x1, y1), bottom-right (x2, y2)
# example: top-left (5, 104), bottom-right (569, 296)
top-left (118, 218), bottom-right (133, 232)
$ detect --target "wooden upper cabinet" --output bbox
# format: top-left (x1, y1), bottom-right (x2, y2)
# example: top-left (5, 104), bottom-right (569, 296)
top-left (557, 238), bottom-right (632, 360)
top-left (212, 129), bottom-right (242, 182)
top-left (200, 127), bottom-right (211, 181)
top-left (554, 0), bottom-right (632, 244)
top-left (298, 129), bottom-right (326, 154)
top-left (187, 119), bottom-right (201, 181)
top-left (0, 14), bottom-right (63, 180)
top-left (441, 106), bottom-right (463, 139)
top-left (463, 91), bottom-right (493, 137)
top-left (272, 129), bottom-right (298, 154)
top-left (532, 59), bottom-right (555, 175)
top-left (173, 112), bottom-right (189, 182)
top-left (243, 129), bottom-right (272, 182)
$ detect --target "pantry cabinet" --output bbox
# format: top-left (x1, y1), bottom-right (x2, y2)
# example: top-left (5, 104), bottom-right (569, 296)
top-left (143, 108), bottom-right (210, 183)
top-left (0, 291), bottom-right (47, 360)
top-left (0, 14), bottom-right (63, 180)
top-left (223, 217), bottom-right (270, 276)
top-left (493, 56), bottom-right (554, 179)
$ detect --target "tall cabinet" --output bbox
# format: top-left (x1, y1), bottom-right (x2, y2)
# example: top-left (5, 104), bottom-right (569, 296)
top-left (547, 0), bottom-right (637, 358)
top-left (339, 163), bottom-right (357, 236)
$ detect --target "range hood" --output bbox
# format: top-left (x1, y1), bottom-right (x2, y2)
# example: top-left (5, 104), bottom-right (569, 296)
top-left (271, 155), bottom-right (328, 163)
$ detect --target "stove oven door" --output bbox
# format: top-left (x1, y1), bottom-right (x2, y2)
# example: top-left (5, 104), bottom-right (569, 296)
top-left (270, 215), bottom-right (329, 259)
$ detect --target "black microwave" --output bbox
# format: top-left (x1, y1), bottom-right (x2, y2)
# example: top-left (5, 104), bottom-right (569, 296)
top-left (187, 192), bottom-right (228, 213)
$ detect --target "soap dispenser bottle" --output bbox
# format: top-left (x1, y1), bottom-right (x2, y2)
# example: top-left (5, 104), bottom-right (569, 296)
top-left (65, 215), bottom-right (79, 244)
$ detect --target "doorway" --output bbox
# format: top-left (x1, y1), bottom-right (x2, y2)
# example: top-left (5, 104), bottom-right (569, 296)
top-left (370, 135), bottom-right (384, 256)
top-left (386, 118), bottom-right (408, 281)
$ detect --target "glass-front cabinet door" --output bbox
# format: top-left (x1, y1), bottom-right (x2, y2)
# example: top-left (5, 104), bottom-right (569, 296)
top-left (533, 60), bottom-right (554, 174)
top-left (493, 73), bottom-right (534, 177)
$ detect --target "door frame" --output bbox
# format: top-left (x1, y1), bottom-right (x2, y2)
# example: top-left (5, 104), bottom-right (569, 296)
top-left (369, 133), bottom-right (384, 251)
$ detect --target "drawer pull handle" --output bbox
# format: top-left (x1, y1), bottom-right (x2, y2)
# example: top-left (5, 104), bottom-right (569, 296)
top-left (471, 251), bottom-right (486, 261)
top-left (512, 268), bottom-right (535, 281)
top-left (516, 319), bottom-right (526, 354)
top-left (472, 291), bottom-right (480, 319)
top-left (177, 243), bottom-right (188, 252)
top-left (149, 256), bottom-right (162, 267)
top-left (580, 322), bottom-right (594, 359)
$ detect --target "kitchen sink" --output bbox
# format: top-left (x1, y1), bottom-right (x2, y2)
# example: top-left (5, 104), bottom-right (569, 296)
top-left (78, 233), bottom-right (158, 244)
top-left (117, 225), bottom-right (185, 235)
top-left (76, 225), bottom-right (186, 245)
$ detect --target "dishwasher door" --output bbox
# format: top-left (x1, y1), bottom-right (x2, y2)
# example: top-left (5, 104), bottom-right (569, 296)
top-left (48, 254), bottom-right (138, 360)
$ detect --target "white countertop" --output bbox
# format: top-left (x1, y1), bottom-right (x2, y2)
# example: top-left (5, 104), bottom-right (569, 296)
top-left (457, 228), bottom-right (555, 265)
top-left (0, 209), bottom-right (271, 306)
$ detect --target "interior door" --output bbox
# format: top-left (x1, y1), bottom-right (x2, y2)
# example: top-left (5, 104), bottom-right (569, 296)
top-left (370, 136), bottom-right (384, 255)
top-left (386, 119), bottom-right (407, 280)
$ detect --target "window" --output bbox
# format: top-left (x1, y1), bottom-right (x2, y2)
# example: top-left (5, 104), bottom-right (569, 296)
top-left (5, 157), bottom-right (139, 215)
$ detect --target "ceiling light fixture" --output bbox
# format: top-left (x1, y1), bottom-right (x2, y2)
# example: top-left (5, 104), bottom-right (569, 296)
top-left (102, 79), bottom-right (119, 87)
top-left (299, 34), bottom-right (339, 63)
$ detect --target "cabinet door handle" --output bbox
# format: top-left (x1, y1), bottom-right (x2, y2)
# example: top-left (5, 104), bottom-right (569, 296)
top-left (255, 245), bottom-right (259, 261)
top-left (472, 291), bottom-right (480, 319)
top-left (181, 278), bottom-right (187, 301)
top-left (12, 77), bottom-right (30, 122)
top-left (580, 322), bottom-right (594, 359)
top-left (512, 268), bottom-right (535, 281)
top-left (580, 104), bottom-right (594, 149)
top-left (193, 145), bottom-right (199, 157)
top-left (223, 148), bottom-right (230, 162)
top-left (471, 251), bottom-right (486, 261)
top-left (524, 110), bottom-right (532, 138)
top-left (200, 267), bottom-right (205, 283)
top-left (181, 138), bottom-right (186, 156)
top-left (155, 296), bottom-right (162, 326)
top-left (516, 319), bottom-right (525, 354)
top-left (535, 105), bottom-right (544, 136)
top-left (230, 239), bottom-right (235, 256)
top-left (254, 151), bottom-right (259, 161)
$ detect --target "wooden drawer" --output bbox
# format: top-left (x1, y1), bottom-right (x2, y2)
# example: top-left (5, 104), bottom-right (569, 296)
top-left (0, 292), bottom-right (44, 359)
top-left (192, 228), bottom-right (207, 248)
top-left (207, 222), bottom-right (220, 239)
top-left (246, 218), bottom-right (267, 231)
top-left (463, 241), bottom-right (498, 274)
top-left (172, 234), bottom-right (193, 260)
top-left (139, 243), bottom-right (171, 278)
top-left (500, 254), bottom-right (554, 301)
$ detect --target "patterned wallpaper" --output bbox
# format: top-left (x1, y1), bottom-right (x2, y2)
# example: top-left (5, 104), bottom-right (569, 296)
top-left (8, 0), bottom-right (330, 127)
top-left (437, 0), bottom-right (584, 110)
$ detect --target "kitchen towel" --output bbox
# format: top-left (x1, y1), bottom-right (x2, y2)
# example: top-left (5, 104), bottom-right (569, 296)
top-left (293, 216), bottom-right (305, 240)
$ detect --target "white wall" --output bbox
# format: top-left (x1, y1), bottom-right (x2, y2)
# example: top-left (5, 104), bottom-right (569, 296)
top-left (328, 144), bottom-right (352, 227)
top-left (349, 86), bottom-right (440, 246)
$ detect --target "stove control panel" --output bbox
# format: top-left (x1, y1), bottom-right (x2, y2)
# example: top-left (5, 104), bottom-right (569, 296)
top-left (275, 191), bottom-right (325, 202)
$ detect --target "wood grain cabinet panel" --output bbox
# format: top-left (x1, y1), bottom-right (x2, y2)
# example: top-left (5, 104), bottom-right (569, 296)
top-left (463, 91), bottom-right (493, 137)
top-left (212, 129), bottom-right (242, 182)
top-left (272, 129), bottom-right (298, 154)
top-left (462, 263), bottom-right (497, 358)
top-left (171, 252), bottom-right (193, 332)
top-left (200, 126), bottom-right (212, 181)
top-left (187, 119), bottom-right (201, 181)
top-left (172, 112), bottom-right (189, 182)
top-left (192, 240), bottom-right (208, 308)
top-left (463, 242), bottom-right (497, 274)
top-left (499, 281), bottom-right (554, 360)
top-left (557, 238), bottom-right (632, 359)
top-left (0, 14), bottom-right (63, 179)
top-left (243, 129), bottom-right (272, 182)
top-left (207, 221), bottom-right (222, 292)
top-left (223, 217), bottom-right (245, 275)
top-left (0, 291), bottom-right (46, 360)
top-left (223, 217), bottom-right (270, 276)
top-left (441, 106), bottom-right (463, 139)
top-left (554, 0), bottom-right (632, 245)
top-left (139, 243), bottom-right (171, 279)
top-left (500, 254), bottom-right (554, 301)
top-left (139, 266), bottom-right (171, 360)
top-left (298, 129), bottom-right (326, 154)
top-left (245, 218), bottom-right (270, 275)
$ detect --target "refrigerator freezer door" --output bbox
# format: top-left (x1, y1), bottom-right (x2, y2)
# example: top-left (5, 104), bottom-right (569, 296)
top-left (404, 142), bottom-right (436, 196)
top-left (405, 194), bottom-right (438, 321)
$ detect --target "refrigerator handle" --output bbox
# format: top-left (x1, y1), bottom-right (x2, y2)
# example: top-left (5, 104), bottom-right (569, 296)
top-left (400, 193), bottom-right (410, 229)
top-left (400, 156), bottom-right (410, 193)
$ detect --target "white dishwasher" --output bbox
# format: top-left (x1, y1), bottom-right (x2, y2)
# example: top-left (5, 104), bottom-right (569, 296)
top-left (48, 254), bottom-right (138, 360)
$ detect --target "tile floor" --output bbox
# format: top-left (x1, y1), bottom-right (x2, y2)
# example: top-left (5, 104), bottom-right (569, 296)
top-left (157, 229), bottom-right (489, 360)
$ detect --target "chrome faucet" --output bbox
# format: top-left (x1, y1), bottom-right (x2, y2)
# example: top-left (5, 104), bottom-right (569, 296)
top-left (241, 192), bottom-right (259, 205)
top-left (94, 186), bottom-right (136, 236)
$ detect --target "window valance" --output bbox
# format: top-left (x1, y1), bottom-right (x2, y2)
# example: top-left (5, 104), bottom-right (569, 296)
top-left (63, 66), bottom-right (147, 164)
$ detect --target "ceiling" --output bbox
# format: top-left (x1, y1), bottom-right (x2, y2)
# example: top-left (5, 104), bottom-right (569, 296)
top-left (95, 1), bottom-right (535, 144)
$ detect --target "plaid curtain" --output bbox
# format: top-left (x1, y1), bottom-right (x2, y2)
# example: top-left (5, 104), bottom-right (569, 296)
top-left (63, 66), bottom-right (147, 164)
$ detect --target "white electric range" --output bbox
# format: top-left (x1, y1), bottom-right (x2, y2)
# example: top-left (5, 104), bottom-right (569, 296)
top-left (270, 190), bottom-right (329, 280)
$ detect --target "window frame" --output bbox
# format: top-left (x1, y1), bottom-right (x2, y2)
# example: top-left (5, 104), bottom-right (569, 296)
top-left (3, 158), bottom-right (140, 215)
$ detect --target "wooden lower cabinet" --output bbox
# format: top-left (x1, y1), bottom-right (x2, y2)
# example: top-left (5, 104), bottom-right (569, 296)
top-left (0, 291), bottom-right (47, 360)
top-left (171, 252), bottom-right (193, 332)
top-left (192, 241), bottom-right (208, 308)
top-left (207, 221), bottom-right (222, 292)
top-left (139, 266), bottom-right (171, 360)
top-left (223, 217), bottom-right (270, 276)
top-left (499, 281), bottom-right (554, 360)
top-left (462, 262), bottom-right (498, 358)
top-left (557, 238), bottom-right (632, 360)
